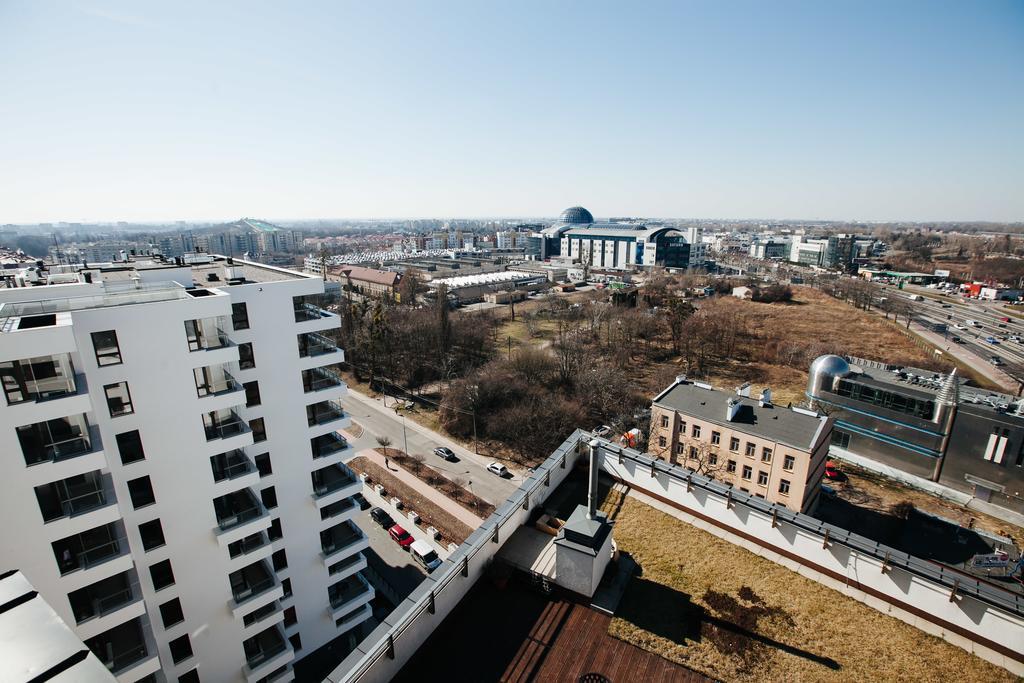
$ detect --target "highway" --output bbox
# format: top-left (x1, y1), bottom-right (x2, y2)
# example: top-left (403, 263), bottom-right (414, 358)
top-left (340, 389), bottom-right (520, 508)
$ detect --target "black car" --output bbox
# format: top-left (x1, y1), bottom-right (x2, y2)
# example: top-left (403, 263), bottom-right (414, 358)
top-left (370, 507), bottom-right (395, 529)
top-left (951, 336), bottom-right (963, 344)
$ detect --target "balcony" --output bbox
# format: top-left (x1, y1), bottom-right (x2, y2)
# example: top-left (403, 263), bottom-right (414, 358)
top-left (230, 559), bottom-right (282, 618)
top-left (320, 497), bottom-right (359, 525)
top-left (327, 552), bottom-right (367, 581)
top-left (320, 520), bottom-right (369, 563)
top-left (53, 523), bottom-right (132, 588)
top-left (226, 531), bottom-right (274, 571)
top-left (327, 573), bottom-right (374, 621)
top-left (185, 317), bottom-right (238, 368)
top-left (311, 463), bottom-right (359, 508)
top-left (311, 432), bottom-right (349, 461)
top-left (242, 625), bottom-right (294, 683)
top-left (301, 366), bottom-right (344, 398)
top-left (68, 571), bottom-right (145, 639)
top-left (214, 489), bottom-right (270, 546)
top-left (202, 410), bottom-right (253, 454)
top-left (18, 415), bottom-right (98, 467)
top-left (2, 355), bottom-right (93, 424)
top-left (293, 298), bottom-right (340, 335)
top-left (297, 331), bottom-right (340, 358)
top-left (35, 472), bottom-right (120, 540)
top-left (84, 617), bottom-right (157, 678)
top-left (211, 450), bottom-right (258, 489)
top-left (307, 399), bottom-right (346, 427)
top-left (242, 600), bottom-right (284, 632)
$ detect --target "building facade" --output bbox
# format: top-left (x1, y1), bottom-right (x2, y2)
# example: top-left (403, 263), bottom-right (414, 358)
top-left (649, 378), bottom-right (832, 513)
top-left (0, 257), bottom-right (371, 682)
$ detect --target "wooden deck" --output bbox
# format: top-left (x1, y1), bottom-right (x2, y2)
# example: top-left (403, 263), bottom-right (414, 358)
top-left (502, 595), bottom-right (708, 683)
top-left (392, 575), bottom-right (709, 683)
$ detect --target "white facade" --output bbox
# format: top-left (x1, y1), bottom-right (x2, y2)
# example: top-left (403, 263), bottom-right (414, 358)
top-left (0, 258), bottom-right (371, 682)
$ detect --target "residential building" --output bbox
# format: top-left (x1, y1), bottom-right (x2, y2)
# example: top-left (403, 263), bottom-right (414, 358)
top-left (0, 256), bottom-right (370, 682)
top-left (806, 354), bottom-right (1024, 513)
top-left (327, 265), bottom-right (402, 300)
top-left (648, 377), bottom-right (833, 512)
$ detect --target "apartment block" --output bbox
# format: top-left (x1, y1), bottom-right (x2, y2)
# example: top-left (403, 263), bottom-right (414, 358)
top-left (0, 256), bottom-right (371, 682)
top-left (649, 378), bottom-right (833, 513)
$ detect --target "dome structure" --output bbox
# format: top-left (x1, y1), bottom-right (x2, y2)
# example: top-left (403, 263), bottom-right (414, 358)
top-left (807, 354), bottom-right (850, 404)
top-left (558, 206), bottom-right (594, 224)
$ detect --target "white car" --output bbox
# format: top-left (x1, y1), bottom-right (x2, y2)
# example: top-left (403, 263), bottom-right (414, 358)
top-left (486, 462), bottom-right (509, 477)
top-left (954, 324), bottom-right (967, 330)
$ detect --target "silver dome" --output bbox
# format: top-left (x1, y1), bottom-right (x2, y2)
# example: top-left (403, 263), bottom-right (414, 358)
top-left (807, 354), bottom-right (850, 403)
top-left (558, 206), bottom-right (594, 224)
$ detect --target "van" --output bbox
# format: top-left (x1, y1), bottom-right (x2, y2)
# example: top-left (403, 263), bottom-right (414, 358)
top-left (410, 539), bottom-right (442, 573)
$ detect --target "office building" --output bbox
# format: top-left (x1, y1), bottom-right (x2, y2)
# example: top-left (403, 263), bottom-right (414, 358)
top-left (649, 377), bottom-right (833, 513)
top-left (0, 256), bottom-right (371, 682)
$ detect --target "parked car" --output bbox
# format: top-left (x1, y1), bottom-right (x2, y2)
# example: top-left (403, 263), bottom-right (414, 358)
top-left (370, 507), bottom-right (395, 529)
top-left (354, 493), bottom-right (370, 510)
top-left (433, 446), bottom-right (456, 461)
top-left (823, 461), bottom-right (846, 481)
top-left (954, 323), bottom-right (967, 330)
top-left (410, 539), bottom-right (442, 573)
top-left (999, 317), bottom-right (1011, 323)
top-left (985, 336), bottom-right (1000, 344)
top-left (990, 356), bottom-right (1004, 366)
top-left (487, 462), bottom-right (509, 477)
top-left (940, 303), bottom-right (952, 308)
top-left (1009, 335), bottom-right (1021, 343)
top-left (389, 524), bottom-right (414, 550)
top-left (951, 336), bottom-right (963, 344)
top-left (592, 425), bottom-right (612, 438)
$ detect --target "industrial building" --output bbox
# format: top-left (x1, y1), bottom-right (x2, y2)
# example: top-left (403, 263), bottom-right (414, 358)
top-left (0, 256), bottom-right (369, 681)
top-left (533, 206), bottom-right (706, 270)
top-left (806, 355), bottom-right (1024, 513)
top-left (326, 265), bottom-right (402, 300)
top-left (426, 271), bottom-right (547, 304)
top-left (649, 377), bottom-right (833, 513)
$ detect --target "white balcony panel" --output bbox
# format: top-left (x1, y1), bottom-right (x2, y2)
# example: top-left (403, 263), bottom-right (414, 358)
top-left (75, 594), bottom-right (146, 642)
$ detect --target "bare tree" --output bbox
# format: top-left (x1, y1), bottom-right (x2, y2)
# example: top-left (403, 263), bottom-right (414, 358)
top-left (375, 435), bottom-right (393, 457)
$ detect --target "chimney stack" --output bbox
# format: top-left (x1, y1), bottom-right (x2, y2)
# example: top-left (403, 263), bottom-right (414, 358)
top-left (759, 388), bottom-right (772, 407)
top-left (726, 398), bottom-right (741, 422)
top-left (587, 439), bottom-right (601, 520)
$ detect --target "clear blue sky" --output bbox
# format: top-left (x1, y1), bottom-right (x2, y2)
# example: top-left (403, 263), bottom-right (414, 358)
top-left (1, 1), bottom-right (1022, 223)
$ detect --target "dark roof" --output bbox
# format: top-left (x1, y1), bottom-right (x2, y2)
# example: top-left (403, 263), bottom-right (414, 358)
top-left (653, 381), bottom-right (828, 451)
top-left (332, 265), bottom-right (400, 287)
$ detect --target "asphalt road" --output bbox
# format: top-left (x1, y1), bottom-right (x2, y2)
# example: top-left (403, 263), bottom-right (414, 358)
top-left (355, 507), bottom-right (425, 604)
top-left (340, 390), bottom-right (519, 507)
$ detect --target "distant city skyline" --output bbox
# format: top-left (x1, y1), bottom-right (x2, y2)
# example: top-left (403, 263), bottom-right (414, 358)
top-left (1, 1), bottom-right (1022, 223)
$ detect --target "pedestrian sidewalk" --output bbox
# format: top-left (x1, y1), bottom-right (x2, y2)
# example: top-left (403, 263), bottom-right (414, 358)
top-left (357, 448), bottom-right (484, 529)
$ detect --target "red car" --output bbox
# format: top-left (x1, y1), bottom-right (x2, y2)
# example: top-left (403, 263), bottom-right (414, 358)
top-left (389, 524), bottom-right (414, 550)
top-left (824, 461), bottom-right (846, 481)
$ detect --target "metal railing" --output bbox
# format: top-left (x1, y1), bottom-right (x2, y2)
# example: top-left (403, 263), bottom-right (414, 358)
top-left (322, 524), bottom-right (364, 558)
top-left (303, 366), bottom-right (343, 393)
top-left (25, 434), bottom-right (92, 465)
top-left (216, 498), bottom-right (265, 531)
top-left (328, 552), bottom-right (364, 576)
top-left (312, 465), bottom-right (356, 497)
top-left (229, 533), bottom-right (268, 559)
top-left (308, 400), bottom-right (346, 426)
top-left (299, 332), bottom-right (340, 358)
top-left (188, 327), bottom-right (231, 352)
top-left (246, 633), bottom-right (288, 669)
top-left (312, 432), bottom-right (349, 458)
top-left (75, 582), bottom-right (138, 624)
top-left (204, 415), bottom-right (248, 441)
top-left (329, 574), bottom-right (371, 610)
top-left (233, 575), bottom-right (277, 604)
top-left (321, 497), bottom-right (357, 522)
top-left (212, 451), bottom-right (254, 482)
top-left (243, 601), bottom-right (280, 627)
top-left (100, 643), bottom-right (149, 674)
top-left (44, 487), bottom-right (109, 522)
top-left (59, 536), bottom-right (126, 574)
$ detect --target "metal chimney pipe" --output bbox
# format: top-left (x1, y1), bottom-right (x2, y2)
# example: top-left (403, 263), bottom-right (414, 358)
top-left (587, 439), bottom-right (601, 520)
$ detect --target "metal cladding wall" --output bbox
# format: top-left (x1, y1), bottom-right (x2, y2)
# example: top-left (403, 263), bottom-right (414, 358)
top-left (596, 440), bottom-right (1024, 675)
top-left (942, 406), bottom-right (1024, 512)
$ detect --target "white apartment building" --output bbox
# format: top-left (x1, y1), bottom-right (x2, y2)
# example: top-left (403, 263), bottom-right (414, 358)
top-left (0, 256), bottom-right (372, 683)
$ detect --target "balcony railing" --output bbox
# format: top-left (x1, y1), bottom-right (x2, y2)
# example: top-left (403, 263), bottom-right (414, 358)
top-left (308, 400), bottom-right (345, 427)
top-left (212, 450), bottom-right (254, 482)
top-left (85, 620), bottom-right (150, 675)
top-left (244, 627), bottom-right (288, 670)
top-left (187, 326), bottom-right (231, 352)
top-left (298, 332), bottom-right (340, 358)
top-left (73, 582), bottom-right (137, 624)
top-left (214, 490), bottom-right (264, 531)
top-left (101, 644), bottom-right (149, 674)
top-left (42, 486), bottom-right (109, 523)
top-left (312, 464), bottom-right (356, 498)
top-left (302, 366), bottom-right (342, 393)
top-left (204, 414), bottom-right (248, 442)
top-left (24, 433), bottom-right (93, 466)
top-left (328, 553), bottom-right (363, 577)
top-left (198, 372), bottom-right (240, 398)
top-left (229, 532), bottom-right (269, 559)
top-left (312, 432), bottom-right (349, 459)
top-left (233, 575), bottom-right (276, 604)
top-left (321, 521), bottom-right (363, 558)
top-left (320, 497), bottom-right (357, 522)
top-left (242, 601), bottom-right (280, 628)
top-left (57, 536), bottom-right (126, 575)
top-left (294, 302), bottom-right (328, 323)
top-left (328, 574), bottom-right (371, 610)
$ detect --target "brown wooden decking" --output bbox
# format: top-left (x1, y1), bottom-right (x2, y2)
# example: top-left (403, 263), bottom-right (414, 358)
top-left (502, 596), bottom-right (709, 683)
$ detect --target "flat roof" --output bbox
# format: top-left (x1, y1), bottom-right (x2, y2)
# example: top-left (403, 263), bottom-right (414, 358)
top-left (653, 381), bottom-right (828, 451)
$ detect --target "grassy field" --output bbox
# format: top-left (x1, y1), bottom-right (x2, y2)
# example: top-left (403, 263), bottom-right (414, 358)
top-left (601, 487), bottom-right (1015, 683)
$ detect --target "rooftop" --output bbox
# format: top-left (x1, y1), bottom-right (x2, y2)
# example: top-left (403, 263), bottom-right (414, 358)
top-left (330, 264), bottom-right (400, 287)
top-left (652, 380), bottom-right (829, 451)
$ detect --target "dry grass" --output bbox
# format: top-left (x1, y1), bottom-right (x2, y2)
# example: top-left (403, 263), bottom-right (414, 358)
top-left (602, 489), bottom-right (1015, 683)
top-left (349, 456), bottom-right (473, 544)
top-left (373, 448), bottom-right (495, 518)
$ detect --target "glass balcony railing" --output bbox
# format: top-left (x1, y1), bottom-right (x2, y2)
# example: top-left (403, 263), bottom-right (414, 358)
top-left (38, 478), bottom-right (111, 523)
top-left (244, 626), bottom-right (288, 670)
top-left (197, 371), bottom-right (240, 398)
top-left (71, 580), bottom-right (137, 624)
top-left (320, 521), bottom-right (363, 558)
top-left (307, 400), bottom-right (345, 427)
top-left (19, 418), bottom-right (95, 466)
top-left (228, 532), bottom-right (269, 560)
top-left (204, 413), bottom-right (248, 442)
top-left (298, 332), bottom-right (339, 358)
top-left (211, 450), bottom-right (254, 482)
top-left (56, 535), bottom-right (126, 575)
top-left (327, 553), bottom-right (363, 577)
top-left (214, 490), bottom-right (264, 531)
top-left (242, 601), bottom-right (280, 628)
top-left (231, 562), bottom-right (276, 604)
top-left (85, 618), bottom-right (150, 675)
top-left (311, 432), bottom-right (349, 459)
top-left (302, 366), bottom-right (343, 394)
top-left (311, 464), bottom-right (356, 498)
top-left (320, 497), bottom-right (357, 522)
top-left (328, 574), bottom-right (371, 610)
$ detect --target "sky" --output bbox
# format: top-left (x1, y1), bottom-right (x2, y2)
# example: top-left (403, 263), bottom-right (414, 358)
top-left (0, 1), bottom-right (1022, 224)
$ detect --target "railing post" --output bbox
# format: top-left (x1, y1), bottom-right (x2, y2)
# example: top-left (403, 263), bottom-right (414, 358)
top-left (386, 634), bottom-right (395, 660)
top-left (522, 493), bottom-right (529, 511)
top-left (544, 471), bottom-right (550, 487)
top-left (725, 490), bottom-right (733, 510)
top-left (949, 579), bottom-right (960, 602)
top-left (770, 508), bottom-right (778, 529)
top-left (822, 528), bottom-right (831, 549)
top-left (560, 454), bottom-right (566, 469)
top-left (881, 551), bottom-right (891, 574)
top-left (491, 525), bottom-right (499, 544)
top-left (428, 590), bottom-right (435, 615)
top-left (461, 555), bottom-right (469, 578)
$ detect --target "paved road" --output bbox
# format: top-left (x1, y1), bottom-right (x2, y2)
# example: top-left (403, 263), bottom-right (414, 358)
top-left (355, 507), bottom-right (425, 604)
top-left (341, 389), bottom-right (519, 507)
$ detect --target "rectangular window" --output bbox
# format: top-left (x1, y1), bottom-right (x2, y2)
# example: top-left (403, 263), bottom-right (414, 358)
top-left (272, 549), bottom-right (288, 571)
top-left (729, 437), bottom-right (739, 452)
top-left (744, 442), bottom-right (756, 457)
top-left (139, 519), bottom-right (166, 552)
top-left (91, 330), bottom-right (122, 366)
top-left (689, 445), bottom-right (698, 459)
top-left (231, 303), bottom-right (250, 331)
top-left (779, 479), bottom-right (791, 495)
top-left (149, 559), bottom-right (175, 591)
top-left (244, 381), bottom-right (261, 407)
top-left (261, 486), bottom-right (277, 510)
top-left (127, 476), bottom-right (156, 509)
top-left (674, 442), bottom-right (683, 455)
top-left (159, 598), bottom-right (185, 629)
top-left (255, 453), bottom-right (272, 477)
top-left (104, 382), bottom-right (134, 417)
top-left (660, 414), bottom-right (669, 428)
top-left (726, 459), bottom-right (737, 473)
top-left (179, 670), bottom-right (200, 683)
top-left (692, 425), bottom-right (701, 438)
top-left (711, 431), bottom-right (721, 445)
top-left (708, 452), bottom-right (718, 466)
top-left (657, 435), bottom-right (666, 448)
top-left (741, 465), bottom-right (752, 480)
top-left (831, 430), bottom-right (851, 448)
top-left (757, 471), bottom-right (769, 486)
top-left (761, 447), bottom-right (772, 463)
top-left (250, 418), bottom-right (266, 443)
top-left (783, 454), bottom-right (795, 471)
top-left (238, 343), bottom-right (255, 370)
top-left (283, 606), bottom-right (297, 627)
top-left (281, 577), bottom-right (292, 598)
top-left (116, 430), bottom-right (145, 465)
top-left (289, 633), bottom-right (302, 652)
top-left (268, 518), bottom-right (283, 542)
top-left (169, 633), bottom-right (193, 664)
top-left (679, 421), bottom-right (687, 434)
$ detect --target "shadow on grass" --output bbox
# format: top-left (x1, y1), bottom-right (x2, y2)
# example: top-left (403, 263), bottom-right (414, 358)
top-left (615, 576), bottom-right (840, 672)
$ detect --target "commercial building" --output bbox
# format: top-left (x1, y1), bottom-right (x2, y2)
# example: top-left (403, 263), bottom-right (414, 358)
top-left (0, 256), bottom-right (371, 681)
top-left (327, 265), bottom-right (402, 300)
top-left (426, 271), bottom-right (546, 304)
top-left (649, 377), bottom-right (833, 513)
top-left (534, 206), bottom-right (705, 271)
top-left (788, 234), bottom-right (857, 270)
top-left (748, 238), bottom-right (791, 260)
top-left (807, 355), bottom-right (1024, 513)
